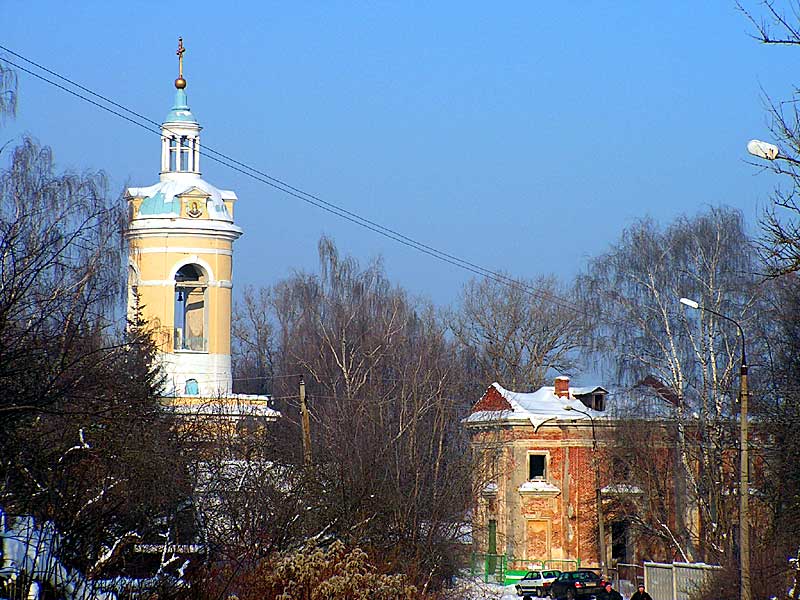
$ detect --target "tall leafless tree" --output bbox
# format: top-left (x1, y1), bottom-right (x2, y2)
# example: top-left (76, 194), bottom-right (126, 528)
top-left (448, 274), bottom-right (585, 391)
top-left (0, 137), bottom-right (192, 585)
top-left (579, 206), bottom-right (765, 563)
top-left (0, 138), bottom-right (123, 427)
top-left (230, 237), bottom-right (472, 590)
top-left (738, 0), bottom-right (800, 276)
top-left (746, 273), bottom-right (800, 599)
top-left (0, 59), bottom-right (16, 122)
top-left (231, 285), bottom-right (275, 395)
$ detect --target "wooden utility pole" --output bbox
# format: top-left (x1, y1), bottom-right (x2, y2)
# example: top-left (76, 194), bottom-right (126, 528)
top-left (299, 376), bottom-right (313, 466)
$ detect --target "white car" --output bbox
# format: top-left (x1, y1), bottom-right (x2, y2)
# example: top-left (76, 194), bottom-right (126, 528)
top-left (516, 569), bottom-right (563, 599)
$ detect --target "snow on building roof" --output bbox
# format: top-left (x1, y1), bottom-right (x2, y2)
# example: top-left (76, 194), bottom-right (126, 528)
top-left (162, 394), bottom-right (279, 420)
top-left (464, 381), bottom-right (606, 430)
top-left (572, 386), bottom-right (606, 396)
top-left (126, 179), bottom-right (236, 220)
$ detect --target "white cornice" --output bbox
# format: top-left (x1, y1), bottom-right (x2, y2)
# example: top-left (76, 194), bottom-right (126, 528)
top-left (134, 246), bottom-right (233, 256)
top-left (126, 220), bottom-right (242, 241)
top-left (137, 279), bottom-right (233, 288)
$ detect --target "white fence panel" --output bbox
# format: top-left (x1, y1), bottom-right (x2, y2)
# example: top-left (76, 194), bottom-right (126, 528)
top-left (644, 561), bottom-right (722, 600)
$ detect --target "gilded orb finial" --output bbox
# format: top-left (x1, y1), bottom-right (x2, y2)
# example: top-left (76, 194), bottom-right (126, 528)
top-left (175, 37), bottom-right (187, 89)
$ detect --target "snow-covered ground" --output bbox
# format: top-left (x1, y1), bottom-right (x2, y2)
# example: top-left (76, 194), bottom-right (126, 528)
top-left (451, 577), bottom-right (519, 600)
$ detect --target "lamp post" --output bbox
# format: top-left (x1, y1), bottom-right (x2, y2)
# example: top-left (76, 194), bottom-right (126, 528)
top-left (679, 297), bottom-right (749, 600)
top-left (564, 404), bottom-right (606, 574)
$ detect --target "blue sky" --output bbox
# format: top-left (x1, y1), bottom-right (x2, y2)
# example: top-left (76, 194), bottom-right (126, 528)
top-left (0, 1), bottom-right (791, 307)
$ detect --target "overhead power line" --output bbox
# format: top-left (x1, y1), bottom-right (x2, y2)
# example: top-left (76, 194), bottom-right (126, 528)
top-left (0, 44), bottom-right (588, 317)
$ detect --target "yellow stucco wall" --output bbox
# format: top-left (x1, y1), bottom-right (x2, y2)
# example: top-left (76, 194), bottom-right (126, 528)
top-left (129, 237), bottom-right (234, 356)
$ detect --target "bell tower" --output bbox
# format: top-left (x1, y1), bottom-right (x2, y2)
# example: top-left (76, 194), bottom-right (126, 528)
top-left (125, 38), bottom-right (242, 398)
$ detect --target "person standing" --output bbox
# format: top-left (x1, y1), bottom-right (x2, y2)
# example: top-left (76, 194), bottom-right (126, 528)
top-left (631, 583), bottom-right (653, 600)
top-left (602, 582), bottom-right (623, 600)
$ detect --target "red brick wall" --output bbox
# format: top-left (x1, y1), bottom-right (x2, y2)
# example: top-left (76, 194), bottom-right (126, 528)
top-left (470, 424), bottom-right (604, 565)
top-left (472, 386), bottom-right (513, 412)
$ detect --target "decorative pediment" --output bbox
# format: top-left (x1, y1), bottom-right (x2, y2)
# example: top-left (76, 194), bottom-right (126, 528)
top-left (181, 186), bottom-right (209, 198)
top-left (180, 188), bottom-right (210, 219)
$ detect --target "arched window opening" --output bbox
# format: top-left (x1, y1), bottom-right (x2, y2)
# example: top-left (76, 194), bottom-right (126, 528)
top-left (174, 264), bottom-right (208, 352)
top-left (184, 378), bottom-right (200, 395)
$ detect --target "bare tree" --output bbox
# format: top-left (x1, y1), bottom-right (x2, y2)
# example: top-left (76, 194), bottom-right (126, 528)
top-left (0, 137), bottom-right (123, 427)
top-left (579, 206), bottom-right (764, 563)
top-left (448, 274), bottom-right (585, 391)
top-left (746, 273), bottom-right (800, 599)
top-left (230, 237), bottom-right (473, 590)
top-left (232, 285), bottom-right (275, 395)
top-left (0, 137), bottom-right (192, 584)
top-left (0, 59), bottom-right (16, 122)
top-left (737, 0), bottom-right (800, 276)
top-left (272, 237), bottom-right (407, 399)
top-left (180, 403), bottom-right (318, 561)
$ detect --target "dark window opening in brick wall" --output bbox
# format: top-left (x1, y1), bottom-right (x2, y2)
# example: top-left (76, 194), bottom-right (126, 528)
top-left (529, 454), bottom-right (546, 479)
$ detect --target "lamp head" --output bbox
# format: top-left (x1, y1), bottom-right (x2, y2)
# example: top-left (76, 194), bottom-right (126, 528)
top-left (679, 297), bottom-right (699, 310)
top-left (747, 139), bottom-right (779, 161)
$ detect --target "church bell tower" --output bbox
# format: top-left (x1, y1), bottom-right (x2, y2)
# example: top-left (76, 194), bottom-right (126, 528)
top-left (125, 38), bottom-right (242, 398)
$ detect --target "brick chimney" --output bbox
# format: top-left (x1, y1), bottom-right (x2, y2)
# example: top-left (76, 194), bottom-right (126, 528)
top-left (554, 376), bottom-right (570, 398)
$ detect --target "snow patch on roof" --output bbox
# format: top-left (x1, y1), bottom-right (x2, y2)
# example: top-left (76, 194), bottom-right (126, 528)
top-left (572, 386), bottom-right (606, 396)
top-left (127, 179), bottom-right (235, 220)
top-left (464, 382), bottom-right (605, 429)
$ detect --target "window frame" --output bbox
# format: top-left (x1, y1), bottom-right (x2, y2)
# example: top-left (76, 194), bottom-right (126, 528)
top-left (527, 452), bottom-right (548, 481)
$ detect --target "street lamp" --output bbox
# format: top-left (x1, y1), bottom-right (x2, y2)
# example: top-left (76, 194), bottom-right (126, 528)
top-left (533, 415), bottom-right (559, 433)
top-left (679, 297), bottom-right (750, 600)
top-left (563, 404), bottom-right (606, 575)
top-left (746, 139), bottom-right (779, 161)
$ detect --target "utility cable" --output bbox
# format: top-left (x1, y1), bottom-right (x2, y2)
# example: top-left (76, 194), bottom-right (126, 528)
top-left (1, 45), bottom-right (764, 365)
top-left (0, 45), bottom-right (587, 317)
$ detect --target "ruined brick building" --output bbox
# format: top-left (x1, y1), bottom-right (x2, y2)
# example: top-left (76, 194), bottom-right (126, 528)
top-left (464, 376), bottom-right (680, 571)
